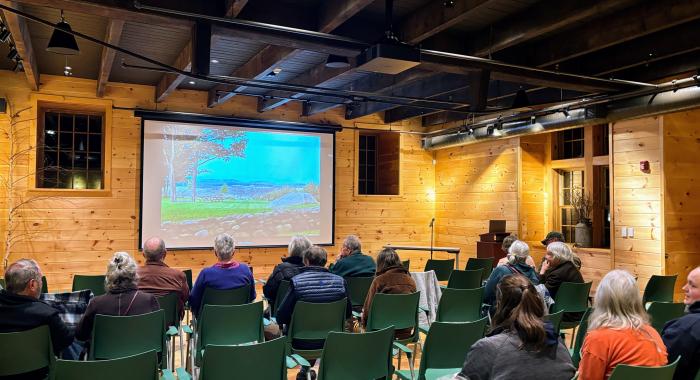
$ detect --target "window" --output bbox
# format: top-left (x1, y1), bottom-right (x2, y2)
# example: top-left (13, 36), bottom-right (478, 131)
top-left (37, 111), bottom-right (104, 189)
top-left (558, 169), bottom-right (584, 243)
top-left (554, 127), bottom-right (584, 159)
top-left (357, 132), bottom-right (399, 195)
top-left (601, 166), bottom-right (611, 247)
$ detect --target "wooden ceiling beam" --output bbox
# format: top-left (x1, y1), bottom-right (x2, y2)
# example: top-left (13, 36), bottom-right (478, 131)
top-left (96, 19), bottom-right (124, 97)
top-left (1, 1), bottom-right (39, 90)
top-left (208, 0), bottom-right (372, 108)
top-left (398, 0), bottom-right (490, 45)
top-left (225, 0), bottom-right (248, 18)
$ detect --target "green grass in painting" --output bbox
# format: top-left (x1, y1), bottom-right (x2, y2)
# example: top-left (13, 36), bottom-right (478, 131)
top-left (161, 198), bottom-right (272, 222)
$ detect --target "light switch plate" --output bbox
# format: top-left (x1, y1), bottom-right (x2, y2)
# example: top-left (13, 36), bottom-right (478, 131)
top-left (628, 227), bottom-right (634, 238)
top-left (621, 227), bottom-right (627, 237)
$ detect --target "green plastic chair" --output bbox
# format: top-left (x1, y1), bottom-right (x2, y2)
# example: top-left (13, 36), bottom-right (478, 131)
top-left (54, 350), bottom-right (159, 380)
top-left (643, 275), bottom-right (678, 305)
top-left (551, 281), bottom-right (592, 324)
top-left (434, 287), bottom-right (485, 323)
top-left (424, 259), bottom-right (455, 282)
top-left (365, 292), bottom-right (421, 370)
top-left (570, 308), bottom-right (592, 368)
top-left (287, 298), bottom-right (348, 360)
top-left (198, 285), bottom-right (252, 316)
top-left (402, 260), bottom-right (411, 270)
top-left (270, 280), bottom-right (291, 318)
top-left (397, 319), bottom-right (488, 380)
top-left (156, 292), bottom-right (183, 370)
top-left (0, 325), bottom-right (54, 377)
top-left (195, 301), bottom-right (265, 366)
top-left (546, 310), bottom-right (564, 335)
top-left (465, 257), bottom-right (494, 282)
top-left (345, 276), bottom-right (375, 308)
top-left (608, 356), bottom-right (681, 380)
top-left (445, 269), bottom-right (483, 289)
top-left (317, 326), bottom-right (396, 380)
top-left (648, 302), bottom-right (685, 334)
top-left (199, 337), bottom-right (308, 380)
top-left (72, 274), bottom-right (106, 296)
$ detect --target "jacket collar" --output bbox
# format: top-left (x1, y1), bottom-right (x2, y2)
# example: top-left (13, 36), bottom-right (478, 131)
top-left (299, 266), bottom-right (330, 273)
top-left (0, 289), bottom-right (39, 304)
top-left (349, 249), bottom-right (363, 256)
top-left (282, 256), bottom-right (304, 265)
top-left (145, 260), bottom-right (169, 268)
top-left (688, 301), bottom-right (700, 313)
top-left (377, 265), bottom-right (408, 276)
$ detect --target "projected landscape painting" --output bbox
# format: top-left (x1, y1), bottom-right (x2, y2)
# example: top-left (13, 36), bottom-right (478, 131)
top-left (158, 126), bottom-right (322, 245)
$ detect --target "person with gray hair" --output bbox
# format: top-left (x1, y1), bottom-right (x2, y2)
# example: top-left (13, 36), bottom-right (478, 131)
top-left (330, 234), bottom-right (376, 277)
top-left (662, 266), bottom-right (700, 380)
top-left (0, 259), bottom-right (73, 375)
top-left (263, 235), bottom-right (312, 302)
top-left (539, 241), bottom-right (584, 321)
top-left (137, 237), bottom-right (189, 320)
top-left (76, 252), bottom-right (159, 343)
top-left (483, 240), bottom-right (540, 309)
top-left (188, 233), bottom-right (255, 316)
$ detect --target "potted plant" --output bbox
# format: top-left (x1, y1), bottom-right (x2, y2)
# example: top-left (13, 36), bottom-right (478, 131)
top-left (571, 188), bottom-right (594, 247)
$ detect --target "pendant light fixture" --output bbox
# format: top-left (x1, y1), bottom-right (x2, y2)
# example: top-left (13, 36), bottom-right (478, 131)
top-left (47, 10), bottom-right (80, 55)
top-left (325, 54), bottom-right (350, 68)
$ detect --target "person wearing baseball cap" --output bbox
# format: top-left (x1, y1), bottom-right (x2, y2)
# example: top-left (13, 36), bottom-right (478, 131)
top-left (541, 231), bottom-right (565, 246)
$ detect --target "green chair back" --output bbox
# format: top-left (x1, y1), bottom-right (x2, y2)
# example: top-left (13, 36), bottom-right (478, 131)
top-left (271, 280), bottom-right (290, 317)
top-left (317, 327), bottom-right (395, 380)
top-left (366, 292), bottom-right (420, 341)
top-left (0, 325), bottom-right (53, 377)
top-left (436, 287), bottom-right (484, 323)
top-left (446, 269), bottom-right (483, 289)
top-left (609, 356), bottom-right (681, 380)
top-left (402, 260), bottom-right (410, 270)
top-left (545, 310), bottom-right (564, 334)
top-left (156, 292), bottom-right (181, 329)
top-left (465, 257), bottom-right (494, 281)
top-left (200, 338), bottom-right (288, 380)
top-left (182, 269), bottom-right (193, 291)
top-left (415, 320), bottom-right (488, 380)
top-left (571, 308), bottom-right (593, 368)
top-left (89, 310), bottom-right (166, 363)
top-left (199, 285), bottom-right (252, 315)
top-left (424, 259), bottom-right (455, 282)
top-left (54, 350), bottom-right (159, 380)
top-left (551, 282), bottom-right (592, 314)
top-left (287, 298), bottom-right (348, 358)
top-left (648, 302), bottom-right (685, 334)
top-left (643, 275), bottom-right (677, 305)
top-left (72, 274), bottom-right (106, 296)
top-left (198, 301), bottom-right (264, 348)
top-left (345, 276), bottom-right (375, 307)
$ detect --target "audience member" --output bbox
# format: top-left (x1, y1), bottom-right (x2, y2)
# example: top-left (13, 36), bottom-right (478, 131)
top-left (539, 241), bottom-right (583, 299)
top-left (263, 235), bottom-right (312, 302)
top-left (75, 252), bottom-right (160, 342)
top-left (188, 233), bottom-right (255, 316)
top-left (540, 231), bottom-right (581, 269)
top-left (0, 259), bottom-right (73, 379)
top-left (329, 235), bottom-right (376, 277)
top-left (498, 234), bottom-right (536, 268)
top-left (276, 246), bottom-right (352, 380)
top-left (457, 274), bottom-right (575, 380)
top-left (361, 248), bottom-right (417, 339)
top-left (578, 270), bottom-right (667, 379)
top-left (484, 240), bottom-right (539, 308)
top-left (662, 266), bottom-right (700, 380)
top-left (137, 237), bottom-right (189, 320)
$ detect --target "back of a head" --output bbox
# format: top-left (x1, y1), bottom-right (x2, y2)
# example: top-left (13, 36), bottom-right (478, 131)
top-left (589, 269), bottom-right (647, 331)
top-left (4, 259), bottom-right (41, 294)
top-left (507, 240), bottom-right (530, 265)
top-left (143, 237), bottom-right (166, 262)
top-left (376, 248), bottom-right (401, 273)
top-left (288, 235), bottom-right (313, 258)
top-left (343, 235), bottom-right (361, 252)
top-left (214, 233), bottom-right (236, 261)
top-left (304, 246), bottom-right (327, 267)
top-left (547, 241), bottom-right (573, 264)
top-left (106, 252), bottom-right (138, 292)
top-left (493, 274), bottom-right (546, 350)
top-left (501, 235), bottom-right (519, 252)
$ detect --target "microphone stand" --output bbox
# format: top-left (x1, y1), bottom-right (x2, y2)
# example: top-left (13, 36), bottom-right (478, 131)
top-left (430, 218), bottom-right (435, 260)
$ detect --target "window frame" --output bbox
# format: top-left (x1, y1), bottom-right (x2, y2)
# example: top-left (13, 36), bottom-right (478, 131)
top-left (353, 129), bottom-right (403, 199)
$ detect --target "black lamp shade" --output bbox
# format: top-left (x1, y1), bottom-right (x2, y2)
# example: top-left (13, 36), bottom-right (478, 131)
top-left (325, 54), bottom-right (350, 68)
top-left (511, 89), bottom-right (530, 108)
top-left (47, 21), bottom-right (79, 55)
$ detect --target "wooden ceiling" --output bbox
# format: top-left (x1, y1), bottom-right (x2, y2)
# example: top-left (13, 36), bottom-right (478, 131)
top-left (1, 0), bottom-right (698, 126)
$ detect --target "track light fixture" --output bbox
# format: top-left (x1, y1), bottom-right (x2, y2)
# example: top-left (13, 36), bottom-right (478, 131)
top-left (7, 45), bottom-right (18, 60)
top-left (562, 108), bottom-right (571, 118)
top-left (47, 10), bottom-right (80, 55)
top-left (512, 88), bottom-right (530, 108)
top-left (0, 25), bottom-right (10, 43)
top-left (12, 57), bottom-right (23, 73)
top-left (444, 0), bottom-right (456, 7)
top-left (325, 54), bottom-right (350, 68)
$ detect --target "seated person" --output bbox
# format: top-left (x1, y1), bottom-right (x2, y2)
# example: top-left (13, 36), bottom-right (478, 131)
top-left (0, 259), bottom-right (73, 379)
top-left (76, 252), bottom-right (160, 343)
top-left (329, 235), bottom-right (376, 277)
top-left (579, 270), bottom-right (667, 379)
top-left (457, 274), bottom-right (575, 380)
top-left (662, 266), bottom-right (700, 380)
top-left (263, 235), bottom-right (312, 302)
top-left (275, 246), bottom-right (352, 380)
top-left (188, 233), bottom-right (255, 317)
top-left (137, 237), bottom-right (189, 321)
top-left (540, 231), bottom-right (581, 269)
top-left (539, 241), bottom-right (583, 299)
top-left (498, 235), bottom-right (536, 268)
top-left (484, 240), bottom-right (539, 308)
top-left (361, 248), bottom-right (417, 339)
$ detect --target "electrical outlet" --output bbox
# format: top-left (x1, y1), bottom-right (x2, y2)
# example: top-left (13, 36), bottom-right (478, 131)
top-left (628, 227), bottom-right (634, 238)
top-left (621, 227), bottom-right (627, 238)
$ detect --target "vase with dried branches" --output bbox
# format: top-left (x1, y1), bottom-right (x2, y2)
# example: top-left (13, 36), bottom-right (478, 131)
top-left (571, 187), bottom-right (594, 247)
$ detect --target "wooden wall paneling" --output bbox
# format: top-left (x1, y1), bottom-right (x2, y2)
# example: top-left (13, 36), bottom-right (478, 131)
top-left (518, 134), bottom-right (549, 250)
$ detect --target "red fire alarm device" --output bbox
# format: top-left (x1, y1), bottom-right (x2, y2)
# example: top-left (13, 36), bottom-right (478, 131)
top-left (640, 160), bottom-right (650, 172)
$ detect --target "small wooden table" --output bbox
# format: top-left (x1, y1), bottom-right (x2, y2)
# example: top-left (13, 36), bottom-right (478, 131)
top-left (383, 245), bottom-right (461, 269)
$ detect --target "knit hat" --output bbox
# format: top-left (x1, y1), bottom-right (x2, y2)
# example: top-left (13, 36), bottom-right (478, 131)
top-left (541, 231), bottom-right (564, 246)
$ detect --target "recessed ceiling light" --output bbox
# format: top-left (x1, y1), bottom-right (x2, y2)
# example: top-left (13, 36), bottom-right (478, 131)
top-left (188, 80), bottom-right (195, 85)
top-left (210, 59), bottom-right (219, 64)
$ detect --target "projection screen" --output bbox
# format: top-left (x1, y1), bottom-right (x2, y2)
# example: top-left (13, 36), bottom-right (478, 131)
top-left (139, 114), bottom-right (336, 249)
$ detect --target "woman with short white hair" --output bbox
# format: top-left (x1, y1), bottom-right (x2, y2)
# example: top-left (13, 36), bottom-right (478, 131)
top-left (538, 241), bottom-right (584, 299)
top-left (578, 270), bottom-right (667, 379)
top-left (483, 240), bottom-right (540, 309)
top-left (188, 233), bottom-right (255, 316)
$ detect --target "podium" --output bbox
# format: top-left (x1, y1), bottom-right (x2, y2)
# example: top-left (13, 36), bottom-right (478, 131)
top-left (476, 232), bottom-right (510, 267)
